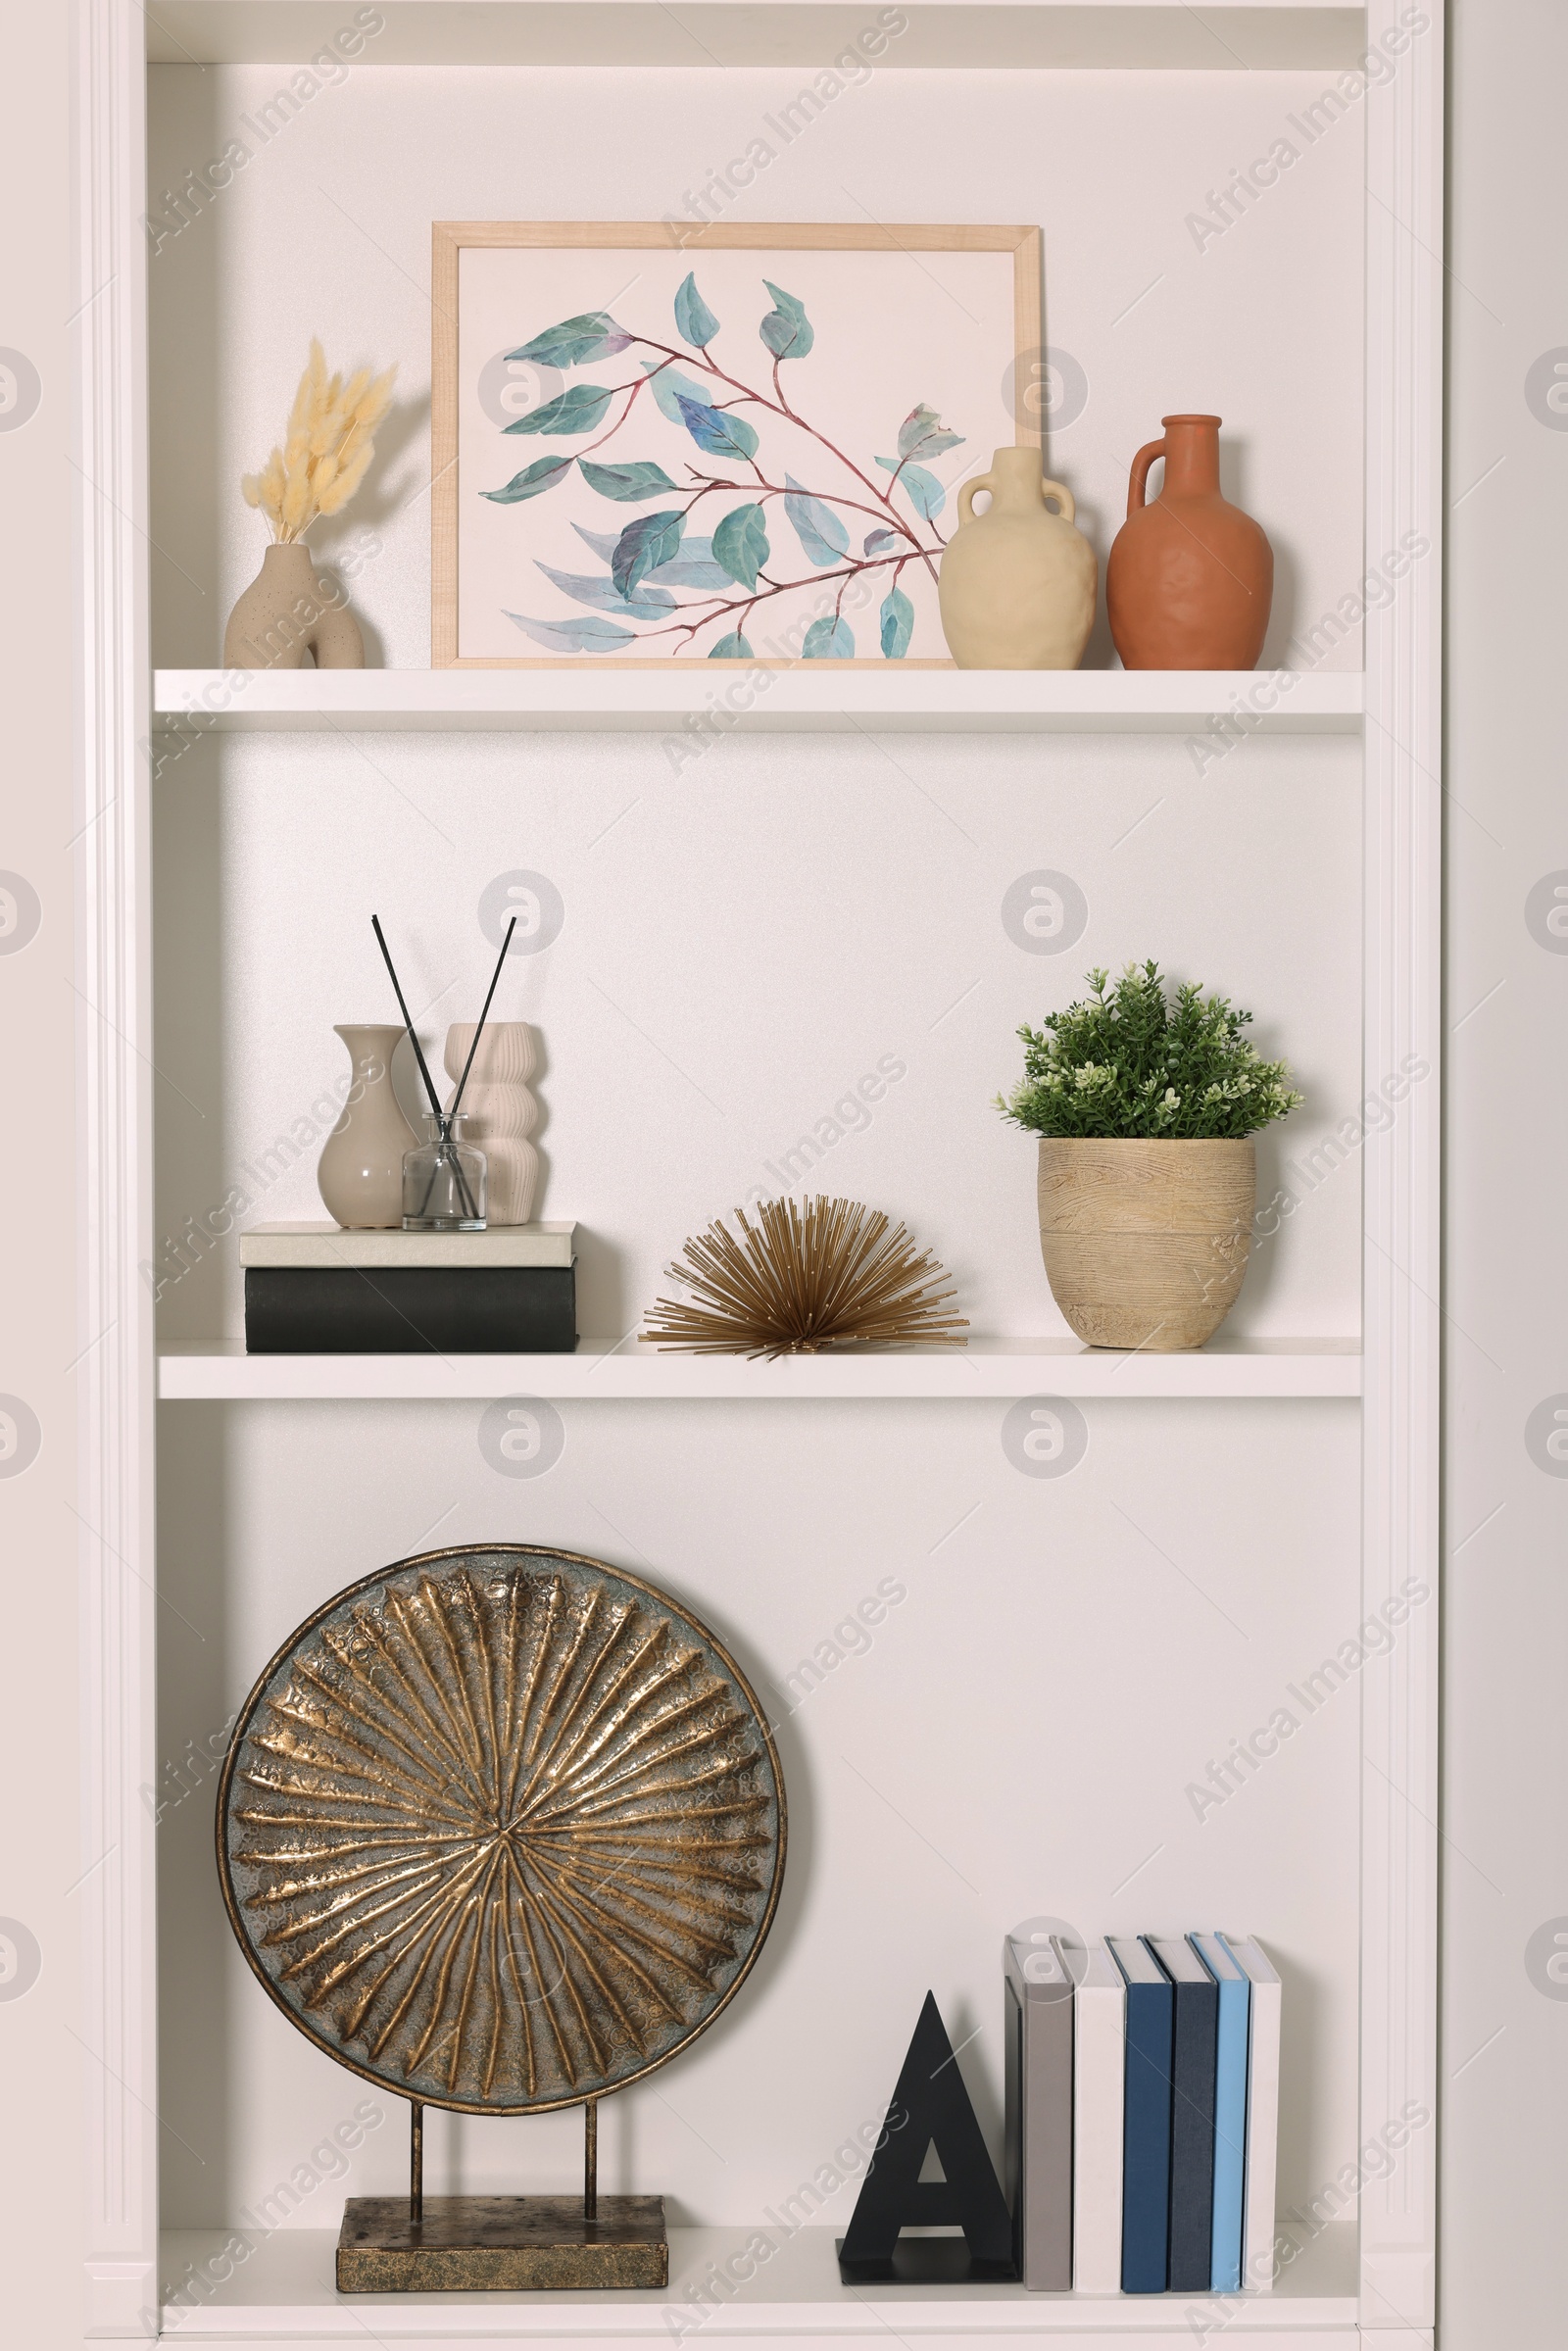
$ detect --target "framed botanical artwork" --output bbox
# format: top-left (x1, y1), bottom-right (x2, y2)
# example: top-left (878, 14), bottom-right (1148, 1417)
top-left (431, 222), bottom-right (1040, 666)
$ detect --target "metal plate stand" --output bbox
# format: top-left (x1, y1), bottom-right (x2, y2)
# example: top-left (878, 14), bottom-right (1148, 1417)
top-left (336, 2098), bottom-right (669, 2294)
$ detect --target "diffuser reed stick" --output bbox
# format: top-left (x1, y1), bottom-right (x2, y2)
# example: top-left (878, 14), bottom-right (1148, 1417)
top-left (449, 917), bottom-right (517, 1118)
top-left (370, 915), bottom-right (441, 1116)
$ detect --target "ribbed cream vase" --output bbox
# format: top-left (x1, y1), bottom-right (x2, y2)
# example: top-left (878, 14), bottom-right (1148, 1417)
top-left (443, 1022), bottom-right (539, 1225)
top-left (1036, 1137), bottom-right (1256, 1351)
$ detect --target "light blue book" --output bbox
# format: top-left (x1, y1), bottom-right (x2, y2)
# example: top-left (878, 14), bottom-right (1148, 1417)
top-left (1191, 1934), bottom-right (1249, 2292)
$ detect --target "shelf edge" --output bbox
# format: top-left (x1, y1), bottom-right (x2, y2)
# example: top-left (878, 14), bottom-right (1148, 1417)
top-left (155, 1342), bottom-right (1364, 1401)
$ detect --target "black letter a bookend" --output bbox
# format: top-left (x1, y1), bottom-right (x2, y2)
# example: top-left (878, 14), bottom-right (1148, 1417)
top-left (837, 1991), bottom-right (1017, 2282)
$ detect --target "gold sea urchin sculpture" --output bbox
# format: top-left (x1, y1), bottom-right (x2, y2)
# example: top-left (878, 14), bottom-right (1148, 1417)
top-left (218, 1547), bottom-right (785, 2116)
top-left (641, 1196), bottom-right (968, 1358)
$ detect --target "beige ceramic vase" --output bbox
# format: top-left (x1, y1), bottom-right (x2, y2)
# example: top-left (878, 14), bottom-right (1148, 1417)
top-left (443, 1022), bottom-right (540, 1225)
top-left (937, 448), bottom-right (1097, 668)
top-left (317, 1025), bottom-right (418, 1229)
top-left (1037, 1137), bottom-right (1256, 1350)
top-left (223, 541), bottom-right (364, 669)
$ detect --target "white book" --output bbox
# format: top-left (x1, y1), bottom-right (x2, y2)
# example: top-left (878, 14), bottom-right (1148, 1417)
top-left (1217, 1933), bottom-right (1281, 2293)
top-left (1067, 1939), bottom-right (1124, 2292)
top-left (239, 1220), bottom-right (576, 1268)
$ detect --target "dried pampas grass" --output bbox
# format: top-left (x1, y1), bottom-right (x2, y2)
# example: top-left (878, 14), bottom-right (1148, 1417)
top-left (242, 337), bottom-right (396, 541)
top-left (641, 1197), bottom-right (968, 1359)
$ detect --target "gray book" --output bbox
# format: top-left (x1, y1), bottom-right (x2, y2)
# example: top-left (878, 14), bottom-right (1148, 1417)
top-left (1003, 1935), bottom-right (1074, 2290)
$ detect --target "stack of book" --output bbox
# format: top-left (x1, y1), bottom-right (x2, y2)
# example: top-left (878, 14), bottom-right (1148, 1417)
top-left (239, 1222), bottom-right (578, 1353)
top-left (1004, 1931), bottom-right (1280, 2296)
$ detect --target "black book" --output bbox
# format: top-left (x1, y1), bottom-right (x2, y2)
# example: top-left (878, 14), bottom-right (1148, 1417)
top-left (244, 1265), bottom-right (576, 1353)
top-left (1149, 1935), bottom-right (1218, 2292)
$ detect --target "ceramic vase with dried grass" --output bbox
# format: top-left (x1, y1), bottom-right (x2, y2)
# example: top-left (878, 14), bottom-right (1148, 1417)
top-left (223, 544), bottom-right (365, 669)
top-left (226, 336), bottom-right (396, 669)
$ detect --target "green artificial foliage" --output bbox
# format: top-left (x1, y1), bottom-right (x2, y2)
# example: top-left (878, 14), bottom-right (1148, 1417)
top-left (997, 961), bottom-right (1304, 1141)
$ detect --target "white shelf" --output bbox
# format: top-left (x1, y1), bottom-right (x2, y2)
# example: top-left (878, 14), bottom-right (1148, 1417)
top-left (145, 4), bottom-right (1369, 74)
top-left (157, 1336), bottom-right (1362, 1400)
top-left (159, 2223), bottom-right (1359, 2341)
top-left (152, 668), bottom-right (1363, 737)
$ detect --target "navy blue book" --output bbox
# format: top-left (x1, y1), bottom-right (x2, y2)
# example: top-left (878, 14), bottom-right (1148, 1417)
top-left (1150, 1935), bottom-right (1219, 2293)
top-left (1107, 1935), bottom-right (1173, 2292)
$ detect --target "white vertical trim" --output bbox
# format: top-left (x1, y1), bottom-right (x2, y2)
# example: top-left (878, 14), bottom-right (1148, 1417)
top-left (1359, 0), bottom-right (1443, 2333)
top-left (75, 0), bottom-right (157, 2335)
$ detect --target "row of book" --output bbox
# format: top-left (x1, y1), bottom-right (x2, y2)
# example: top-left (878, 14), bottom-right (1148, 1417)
top-left (1004, 1931), bottom-right (1280, 2295)
top-left (239, 1222), bottom-right (578, 1351)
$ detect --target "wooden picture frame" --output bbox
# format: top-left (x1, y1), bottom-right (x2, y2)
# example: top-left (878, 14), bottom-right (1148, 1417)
top-left (430, 221), bottom-right (1042, 667)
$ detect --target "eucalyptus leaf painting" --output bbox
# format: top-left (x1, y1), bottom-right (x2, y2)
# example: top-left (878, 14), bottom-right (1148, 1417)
top-left (449, 235), bottom-right (1026, 661)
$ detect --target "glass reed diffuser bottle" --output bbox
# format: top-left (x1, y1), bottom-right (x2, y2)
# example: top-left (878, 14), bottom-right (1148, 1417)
top-left (402, 1111), bottom-right (487, 1231)
top-left (373, 904), bottom-right (518, 1238)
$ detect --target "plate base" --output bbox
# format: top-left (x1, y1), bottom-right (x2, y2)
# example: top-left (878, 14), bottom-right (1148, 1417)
top-left (336, 2194), bottom-right (668, 2293)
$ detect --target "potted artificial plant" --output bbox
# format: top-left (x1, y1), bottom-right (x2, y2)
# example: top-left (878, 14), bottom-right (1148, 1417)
top-left (996, 961), bottom-right (1302, 1351)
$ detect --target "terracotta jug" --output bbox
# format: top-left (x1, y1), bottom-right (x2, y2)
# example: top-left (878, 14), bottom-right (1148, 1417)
top-left (223, 541), bottom-right (364, 669)
top-left (317, 1024), bottom-right (418, 1228)
top-left (1106, 416), bottom-right (1272, 669)
top-left (937, 448), bottom-right (1097, 669)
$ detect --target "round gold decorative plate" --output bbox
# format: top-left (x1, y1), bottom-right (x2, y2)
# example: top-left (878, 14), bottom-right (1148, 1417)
top-left (218, 1546), bottom-right (786, 2113)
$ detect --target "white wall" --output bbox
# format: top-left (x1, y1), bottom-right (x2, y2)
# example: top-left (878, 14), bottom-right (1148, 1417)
top-left (148, 726), bottom-right (1366, 1346)
top-left (145, 62), bottom-right (1366, 672)
top-left (0, 6), bottom-right (81, 2350)
top-left (156, 1393), bottom-right (1364, 2229)
top-left (144, 60), bottom-right (1370, 1347)
top-left (1442, 3), bottom-right (1568, 2344)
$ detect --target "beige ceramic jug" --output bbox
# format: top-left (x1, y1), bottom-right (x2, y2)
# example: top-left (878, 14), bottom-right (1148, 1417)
top-left (937, 448), bottom-right (1097, 669)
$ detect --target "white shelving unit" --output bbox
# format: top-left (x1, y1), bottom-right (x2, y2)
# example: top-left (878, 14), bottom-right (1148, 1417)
top-left (158, 1335), bottom-right (1363, 1400)
top-left (160, 2222), bottom-right (1358, 2340)
top-left (142, 4), bottom-right (1372, 73)
top-left (74, 4), bottom-right (1441, 2346)
top-left (151, 667), bottom-right (1365, 734)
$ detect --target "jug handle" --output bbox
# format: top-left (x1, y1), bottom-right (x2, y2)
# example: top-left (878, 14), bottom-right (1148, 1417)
top-left (957, 473), bottom-right (1078, 524)
top-left (1126, 436), bottom-right (1166, 518)
top-left (956, 471), bottom-right (994, 526)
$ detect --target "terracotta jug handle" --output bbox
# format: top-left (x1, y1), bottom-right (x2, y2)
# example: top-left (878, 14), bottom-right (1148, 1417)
top-left (956, 471), bottom-right (994, 526)
top-left (1040, 478), bottom-right (1076, 522)
top-left (1126, 436), bottom-right (1165, 518)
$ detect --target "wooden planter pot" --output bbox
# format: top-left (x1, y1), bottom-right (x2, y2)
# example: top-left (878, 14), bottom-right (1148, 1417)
top-left (1036, 1137), bottom-right (1257, 1351)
